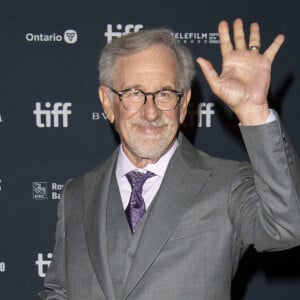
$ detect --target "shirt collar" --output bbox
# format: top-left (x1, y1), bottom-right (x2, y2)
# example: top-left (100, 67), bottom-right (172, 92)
top-left (115, 139), bottom-right (179, 180)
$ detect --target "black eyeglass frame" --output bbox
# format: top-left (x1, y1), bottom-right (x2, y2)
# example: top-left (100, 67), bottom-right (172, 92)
top-left (109, 87), bottom-right (184, 111)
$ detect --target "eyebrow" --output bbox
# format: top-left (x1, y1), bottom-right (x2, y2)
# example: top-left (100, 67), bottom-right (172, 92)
top-left (121, 84), bottom-right (177, 91)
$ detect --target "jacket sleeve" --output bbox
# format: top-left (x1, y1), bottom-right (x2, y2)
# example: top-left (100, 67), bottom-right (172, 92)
top-left (38, 181), bottom-right (72, 299)
top-left (228, 113), bottom-right (300, 252)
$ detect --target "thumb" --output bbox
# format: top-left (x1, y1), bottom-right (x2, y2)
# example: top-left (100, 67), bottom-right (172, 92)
top-left (196, 57), bottom-right (219, 94)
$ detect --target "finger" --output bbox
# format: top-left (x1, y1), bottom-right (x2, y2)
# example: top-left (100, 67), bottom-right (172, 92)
top-left (196, 57), bottom-right (219, 94)
top-left (218, 20), bottom-right (233, 57)
top-left (263, 34), bottom-right (285, 63)
top-left (248, 22), bottom-right (261, 50)
top-left (233, 18), bottom-right (247, 50)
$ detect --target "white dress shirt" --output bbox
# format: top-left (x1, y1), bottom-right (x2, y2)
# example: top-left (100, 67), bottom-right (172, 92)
top-left (115, 140), bottom-right (179, 210)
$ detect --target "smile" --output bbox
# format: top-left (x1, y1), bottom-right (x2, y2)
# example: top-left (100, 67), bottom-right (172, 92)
top-left (136, 124), bottom-right (165, 135)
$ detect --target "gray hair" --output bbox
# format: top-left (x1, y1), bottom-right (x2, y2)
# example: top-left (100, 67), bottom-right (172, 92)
top-left (98, 28), bottom-right (195, 91)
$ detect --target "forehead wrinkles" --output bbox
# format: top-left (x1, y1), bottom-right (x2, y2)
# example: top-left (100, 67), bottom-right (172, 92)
top-left (112, 46), bottom-right (180, 89)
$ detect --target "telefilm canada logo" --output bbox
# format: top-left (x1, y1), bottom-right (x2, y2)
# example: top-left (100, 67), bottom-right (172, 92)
top-left (172, 31), bottom-right (219, 44)
top-left (33, 102), bottom-right (72, 128)
top-left (25, 29), bottom-right (78, 44)
top-left (32, 181), bottom-right (64, 200)
top-left (105, 24), bottom-right (144, 43)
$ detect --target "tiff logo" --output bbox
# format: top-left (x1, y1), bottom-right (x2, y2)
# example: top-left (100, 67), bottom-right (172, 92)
top-left (198, 103), bottom-right (215, 127)
top-left (33, 102), bottom-right (72, 128)
top-left (184, 102), bottom-right (215, 128)
top-left (105, 24), bottom-right (143, 43)
top-left (36, 253), bottom-right (52, 278)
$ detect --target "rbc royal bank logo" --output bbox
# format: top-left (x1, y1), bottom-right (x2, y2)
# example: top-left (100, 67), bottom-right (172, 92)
top-left (33, 182), bottom-right (48, 200)
top-left (105, 24), bottom-right (144, 43)
top-left (33, 102), bottom-right (72, 128)
top-left (32, 181), bottom-right (64, 200)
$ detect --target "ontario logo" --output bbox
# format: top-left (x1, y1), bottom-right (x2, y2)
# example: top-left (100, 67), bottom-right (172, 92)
top-left (25, 29), bottom-right (78, 44)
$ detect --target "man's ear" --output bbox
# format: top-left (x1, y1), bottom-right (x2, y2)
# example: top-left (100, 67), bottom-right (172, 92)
top-left (98, 86), bottom-right (115, 123)
top-left (179, 88), bottom-right (191, 124)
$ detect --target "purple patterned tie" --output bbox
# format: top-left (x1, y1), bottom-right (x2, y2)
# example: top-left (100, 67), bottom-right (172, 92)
top-left (125, 170), bottom-right (155, 233)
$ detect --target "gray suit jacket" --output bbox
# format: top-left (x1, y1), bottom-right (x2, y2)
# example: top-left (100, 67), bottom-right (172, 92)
top-left (39, 117), bottom-right (300, 300)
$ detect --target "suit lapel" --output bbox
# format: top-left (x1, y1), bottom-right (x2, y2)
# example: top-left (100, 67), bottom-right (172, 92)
top-left (83, 149), bottom-right (119, 300)
top-left (122, 135), bottom-right (212, 299)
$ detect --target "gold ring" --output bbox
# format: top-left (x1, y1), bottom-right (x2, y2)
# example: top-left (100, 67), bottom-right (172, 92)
top-left (248, 45), bottom-right (260, 51)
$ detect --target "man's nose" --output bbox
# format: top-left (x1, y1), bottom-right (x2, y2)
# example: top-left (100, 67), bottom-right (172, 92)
top-left (141, 95), bottom-right (160, 120)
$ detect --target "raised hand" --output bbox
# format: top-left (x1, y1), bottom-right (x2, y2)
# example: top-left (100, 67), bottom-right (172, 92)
top-left (197, 18), bottom-right (285, 125)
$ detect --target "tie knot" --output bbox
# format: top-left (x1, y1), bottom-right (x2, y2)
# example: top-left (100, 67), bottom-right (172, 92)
top-left (126, 170), bottom-right (155, 191)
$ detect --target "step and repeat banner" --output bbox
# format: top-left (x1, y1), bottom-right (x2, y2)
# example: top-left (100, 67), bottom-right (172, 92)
top-left (1, 0), bottom-right (300, 299)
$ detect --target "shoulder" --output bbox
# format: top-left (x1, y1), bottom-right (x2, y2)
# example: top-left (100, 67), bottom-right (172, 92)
top-left (63, 148), bottom-right (119, 195)
top-left (178, 132), bottom-right (248, 173)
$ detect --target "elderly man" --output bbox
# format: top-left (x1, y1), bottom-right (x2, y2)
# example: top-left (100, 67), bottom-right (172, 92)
top-left (40, 19), bottom-right (300, 300)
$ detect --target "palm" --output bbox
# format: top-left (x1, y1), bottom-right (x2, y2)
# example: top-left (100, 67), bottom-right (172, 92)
top-left (218, 51), bottom-right (271, 109)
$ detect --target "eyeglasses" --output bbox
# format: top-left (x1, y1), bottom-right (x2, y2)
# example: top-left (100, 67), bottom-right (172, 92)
top-left (109, 87), bottom-right (184, 111)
